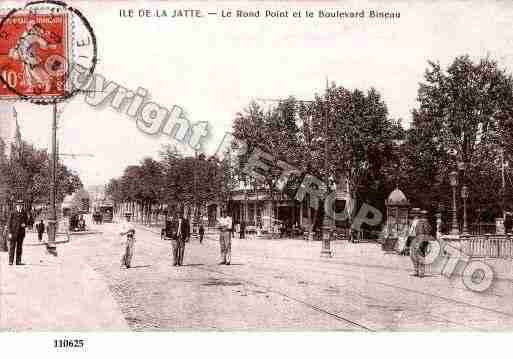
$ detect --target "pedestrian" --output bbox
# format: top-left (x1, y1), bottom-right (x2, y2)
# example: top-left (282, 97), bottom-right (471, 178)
top-left (7, 200), bottom-right (28, 266)
top-left (410, 210), bottom-right (431, 278)
top-left (164, 213), bottom-right (180, 266)
top-left (119, 212), bottom-right (136, 269)
top-left (177, 213), bottom-right (190, 265)
top-left (279, 222), bottom-right (285, 238)
top-left (199, 223), bottom-right (205, 244)
top-left (218, 207), bottom-right (233, 265)
top-left (1, 224), bottom-right (9, 252)
top-left (27, 214), bottom-right (34, 231)
top-left (239, 220), bottom-right (245, 239)
top-left (36, 219), bottom-right (45, 242)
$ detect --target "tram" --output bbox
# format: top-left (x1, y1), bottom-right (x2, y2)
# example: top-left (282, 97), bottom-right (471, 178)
top-left (99, 199), bottom-right (114, 223)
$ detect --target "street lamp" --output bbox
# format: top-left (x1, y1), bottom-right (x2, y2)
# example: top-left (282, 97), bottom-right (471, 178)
top-left (46, 102), bottom-right (58, 256)
top-left (449, 171), bottom-right (459, 236)
top-left (461, 185), bottom-right (469, 236)
top-left (320, 79), bottom-right (333, 258)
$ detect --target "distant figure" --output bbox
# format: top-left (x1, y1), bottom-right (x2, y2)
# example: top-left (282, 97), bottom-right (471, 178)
top-left (36, 219), bottom-right (45, 242)
top-left (27, 214), bottom-right (34, 231)
top-left (218, 208), bottom-right (233, 265)
top-left (1, 224), bottom-right (8, 252)
top-left (119, 212), bottom-right (136, 268)
top-left (239, 221), bottom-right (245, 239)
top-left (78, 215), bottom-right (86, 231)
top-left (506, 213), bottom-right (512, 234)
top-left (8, 200), bottom-right (28, 265)
top-left (199, 224), bottom-right (205, 244)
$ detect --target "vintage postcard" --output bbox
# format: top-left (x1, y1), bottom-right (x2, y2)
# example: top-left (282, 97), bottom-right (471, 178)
top-left (1, 0), bottom-right (513, 356)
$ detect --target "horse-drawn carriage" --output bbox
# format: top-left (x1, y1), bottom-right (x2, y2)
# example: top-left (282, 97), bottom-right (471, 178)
top-left (69, 213), bottom-right (87, 232)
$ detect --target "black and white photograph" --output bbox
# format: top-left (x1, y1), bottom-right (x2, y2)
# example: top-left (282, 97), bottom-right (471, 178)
top-left (1, 0), bottom-right (513, 356)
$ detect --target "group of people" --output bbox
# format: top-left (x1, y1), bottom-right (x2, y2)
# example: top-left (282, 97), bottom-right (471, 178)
top-left (92, 212), bottom-right (104, 224)
top-left (117, 206), bottom-right (233, 269)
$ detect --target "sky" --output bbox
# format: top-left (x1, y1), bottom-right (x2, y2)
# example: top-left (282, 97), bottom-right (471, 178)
top-left (4, 0), bottom-right (513, 187)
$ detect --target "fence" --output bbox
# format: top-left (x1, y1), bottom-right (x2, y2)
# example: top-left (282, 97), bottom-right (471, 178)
top-left (469, 222), bottom-right (497, 236)
top-left (461, 234), bottom-right (513, 259)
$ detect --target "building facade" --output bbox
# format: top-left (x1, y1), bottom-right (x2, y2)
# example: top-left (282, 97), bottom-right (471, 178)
top-left (206, 178), bottom-right (353, 234)
top-left (0, 102), bottom-right (18, 224)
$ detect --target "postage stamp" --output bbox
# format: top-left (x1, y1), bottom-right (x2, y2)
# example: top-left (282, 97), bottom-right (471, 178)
top-left (0, 10), bottom-right (69, 99)
top-left (0, 1), bottom-right (97, 104)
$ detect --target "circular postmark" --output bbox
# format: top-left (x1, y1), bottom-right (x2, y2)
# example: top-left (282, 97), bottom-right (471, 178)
top-left (0, 0), bottom-right (97, 105)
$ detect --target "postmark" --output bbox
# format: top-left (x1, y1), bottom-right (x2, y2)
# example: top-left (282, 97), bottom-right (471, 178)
top-left (0, 0), bottom-right (97, 104)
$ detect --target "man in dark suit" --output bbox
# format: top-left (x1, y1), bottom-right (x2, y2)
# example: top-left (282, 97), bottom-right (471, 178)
top-left (164, 214), bottom-right (180, 266)
top-left (239, 221), bottom-right (245, 239)
top-left (8, 200), bottom-right (28, 265)
top-left (177, 214), bottom-right (190, 266)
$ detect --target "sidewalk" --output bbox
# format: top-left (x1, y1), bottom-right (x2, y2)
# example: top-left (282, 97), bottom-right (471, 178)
top-left (0, 237), bottom-right (129, 331)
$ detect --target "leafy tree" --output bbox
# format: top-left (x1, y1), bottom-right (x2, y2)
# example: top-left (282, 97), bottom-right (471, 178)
top-left (396, 55), bottom-right (513, 226)
top-left (1, 139), bottom-right (82, 211)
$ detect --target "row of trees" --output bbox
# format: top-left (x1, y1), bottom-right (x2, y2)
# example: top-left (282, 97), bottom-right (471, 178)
top-left (105, 145), bottom-right (235, 222)
top-left (0, 137), bottom-right (83, 217)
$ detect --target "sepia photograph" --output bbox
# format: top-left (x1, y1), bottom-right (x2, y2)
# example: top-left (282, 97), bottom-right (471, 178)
top-left (1, 0), bottom-right (513, 356)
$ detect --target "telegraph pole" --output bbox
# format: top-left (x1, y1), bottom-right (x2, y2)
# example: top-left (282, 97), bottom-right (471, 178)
top-left (502, 148), bottom-right (506, 220)
top-left (46, 102), bottom-right (58, 256)
top-left (194, 149), bottom-right (199, 234)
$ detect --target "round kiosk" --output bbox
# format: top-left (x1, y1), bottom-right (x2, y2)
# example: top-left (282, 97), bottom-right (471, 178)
top-left (383, 188), bottom-right (410, 252)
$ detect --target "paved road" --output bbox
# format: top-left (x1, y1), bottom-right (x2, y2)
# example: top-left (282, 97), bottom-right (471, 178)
top-left (63, 221), bottom-right (513, 331)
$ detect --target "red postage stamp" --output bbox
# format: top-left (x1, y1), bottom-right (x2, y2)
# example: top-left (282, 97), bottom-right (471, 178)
top-left (0, 11), bottom-right (69, 99)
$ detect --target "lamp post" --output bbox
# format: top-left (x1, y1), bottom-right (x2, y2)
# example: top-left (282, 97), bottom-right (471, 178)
top-left (320, 78), bottom-right (333, 258)
top-left (461, 185), bottom-right (469, 236)
top-left (449, 171), bottom-right (459, 236)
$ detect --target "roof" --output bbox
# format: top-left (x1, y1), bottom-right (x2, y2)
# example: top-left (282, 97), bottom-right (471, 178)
top-left (386, 188), bottom-right (409, 207)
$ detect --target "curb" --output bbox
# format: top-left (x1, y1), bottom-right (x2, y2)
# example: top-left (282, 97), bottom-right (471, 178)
top-left (25, 239), bottom-right (70, 247)
top-left (68, 231), bottom-right (103, 236)
top-left (24, 230), bottom-right (103, 247)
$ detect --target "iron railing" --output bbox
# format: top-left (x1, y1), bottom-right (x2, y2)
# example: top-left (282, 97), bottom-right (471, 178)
top-left (461, 234), bottom-right (513, 259)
